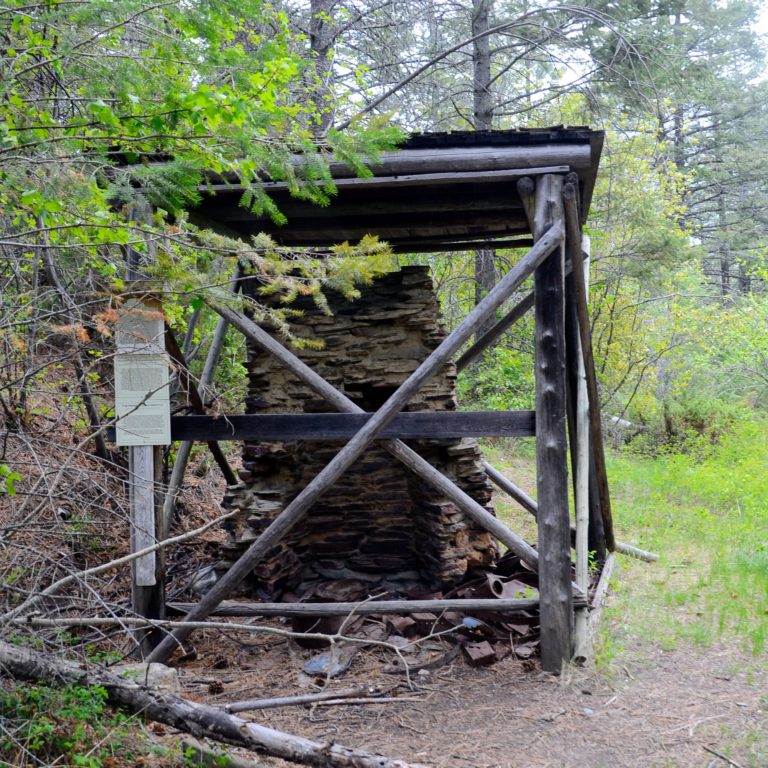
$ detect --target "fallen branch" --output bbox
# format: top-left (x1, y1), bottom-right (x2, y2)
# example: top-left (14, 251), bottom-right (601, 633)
top-left (703, 745), bottom-right (744, 768)
top-left (0, 639), bottom-right (426, 768)
top-left (226, 687), bottom-right (380, 713)
top-left (167, 597), bottom-right (550, 616)
top-left (312, 697), bottom-right (421, 707)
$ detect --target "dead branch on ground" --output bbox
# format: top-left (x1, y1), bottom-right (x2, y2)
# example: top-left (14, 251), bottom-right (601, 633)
top-left (0, 638), bottom-right (427, 768)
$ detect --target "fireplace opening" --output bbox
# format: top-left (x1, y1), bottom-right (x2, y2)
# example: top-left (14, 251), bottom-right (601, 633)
top-left (221, 266), bottom-right (498, 603)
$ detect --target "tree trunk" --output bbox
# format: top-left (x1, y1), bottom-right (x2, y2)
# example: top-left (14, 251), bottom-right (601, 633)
top-left (309, 0), bottom-right (337, 137)
top-left (718, 190), bottom-right (730, 296)
top-left (0, 639), bottom-right (424, 768)
top-left (738, 260), bottom-right (751, 294)
top-left (471, 0), bottom-right (493, 131)
top-left (471, 0), bottom-right (496, 345)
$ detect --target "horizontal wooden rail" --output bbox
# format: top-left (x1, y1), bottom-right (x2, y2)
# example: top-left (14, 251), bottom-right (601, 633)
top-left (200, 166), bottom-right (571, 194)
top-left (167, 596), bottom-right (586, 618)
top-left (107, 411), bottom-right (536, 442)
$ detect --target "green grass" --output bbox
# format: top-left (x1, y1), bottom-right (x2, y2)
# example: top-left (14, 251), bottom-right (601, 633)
top-left (484, 419), bottom-right (768, 655)
top-left (605, 417), bottom-right (768, 653)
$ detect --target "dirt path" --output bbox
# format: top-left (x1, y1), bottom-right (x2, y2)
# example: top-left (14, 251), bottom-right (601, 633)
top-left (178, 629), bottom-right (767, 768)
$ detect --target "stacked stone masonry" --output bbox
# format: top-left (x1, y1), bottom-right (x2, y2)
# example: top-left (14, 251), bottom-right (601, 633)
top-left (222, 266), bottom-right (498, 600)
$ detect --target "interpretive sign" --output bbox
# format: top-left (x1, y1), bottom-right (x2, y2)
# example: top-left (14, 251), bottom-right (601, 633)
top-left (115, 299), bottom-right (171, 446)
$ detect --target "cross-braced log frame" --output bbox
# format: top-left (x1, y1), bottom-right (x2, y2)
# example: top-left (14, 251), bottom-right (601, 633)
top-left (146, 221), bottom-right (564, 663)
top-left (139, 171), bottom-right (617, 673)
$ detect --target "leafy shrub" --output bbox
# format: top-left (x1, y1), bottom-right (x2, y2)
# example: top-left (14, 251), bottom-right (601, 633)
top-left (0, 684), bottom-right (142, 767)
top-left (628, 392), bottom-right (751, 457)
top-left (457, 342), bottom-right (535, 411)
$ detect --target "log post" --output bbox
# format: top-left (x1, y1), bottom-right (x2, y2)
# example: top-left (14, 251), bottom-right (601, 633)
top-left (572, 245), bottom-right (591, 660)
top-left (483, 460), bottom-right (656, 562)
top-left (533, 174), bottom-right (573, 671)
top-left (456, 292), bottom-right (534, 372)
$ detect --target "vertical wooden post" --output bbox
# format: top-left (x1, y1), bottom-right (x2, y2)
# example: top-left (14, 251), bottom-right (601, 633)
top-left (533, 174), bottom-right (573, 671)
top-left (572, 244), bottom-right (591, 660)
top-left (130, 447), bottom-right (156, 586)
top-left (561, 182), bottom-right (605, 563)
top-left (562, 185), bottom-right (615, 552)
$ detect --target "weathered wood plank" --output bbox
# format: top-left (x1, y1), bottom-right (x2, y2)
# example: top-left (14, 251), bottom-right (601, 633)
top-left (391, 238), bottom-right (534, 253)
top-left (129, 446), bottom-right (156, 588)
top-left (201, 206), bottom-right (525, 234)
top-left (159, 411), bottom-right (536, 441)
top-left (234, 226), bottom-right (531, 248)
top-left (533, 173), bottom-right (573, 672)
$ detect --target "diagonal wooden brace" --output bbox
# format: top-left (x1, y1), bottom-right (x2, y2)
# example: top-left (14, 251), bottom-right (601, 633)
top-left (147, 223), bottom-right (563, 662)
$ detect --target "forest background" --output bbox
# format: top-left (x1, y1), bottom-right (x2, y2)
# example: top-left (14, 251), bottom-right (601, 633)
top-left (0, 0), bottom-right (767, 764)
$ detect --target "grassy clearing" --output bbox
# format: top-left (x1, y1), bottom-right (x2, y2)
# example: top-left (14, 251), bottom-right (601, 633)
top-left (485, 419), bottom-right (768, 655)
top-left (602, 417), bottom-right (768, 656)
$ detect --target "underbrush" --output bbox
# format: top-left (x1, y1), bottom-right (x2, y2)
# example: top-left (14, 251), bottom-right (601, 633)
top-left (603, 416), bottom-right (768, 654)
top-left (0, 683), bottom-right (173, 767)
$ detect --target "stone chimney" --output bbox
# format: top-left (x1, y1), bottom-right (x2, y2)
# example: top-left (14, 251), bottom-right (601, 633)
top-left (221, 266), bottom-right (498, 600)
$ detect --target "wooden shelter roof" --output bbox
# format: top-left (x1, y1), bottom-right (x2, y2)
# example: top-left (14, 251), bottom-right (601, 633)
top-left (192, 127), bottom-right (604, 252)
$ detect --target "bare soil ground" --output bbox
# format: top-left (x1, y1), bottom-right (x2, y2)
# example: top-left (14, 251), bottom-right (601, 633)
top-left (175, 622), bottom-right (768, 768)
top-left (4, 435), bottom-right (765, 768)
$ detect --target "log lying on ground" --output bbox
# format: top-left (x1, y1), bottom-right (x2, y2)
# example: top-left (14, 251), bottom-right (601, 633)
top-left (0, 639), bottom-right (425, 768)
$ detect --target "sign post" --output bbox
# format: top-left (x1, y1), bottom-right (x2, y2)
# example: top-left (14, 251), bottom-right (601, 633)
top-left (115, 293), bottom-right (170, 653)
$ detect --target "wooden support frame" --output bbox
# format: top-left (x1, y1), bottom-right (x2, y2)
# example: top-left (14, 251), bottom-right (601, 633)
top-left (147, 224), bottom-right (564, 663)
top-left (100, 131), bottom-right (611, 673)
